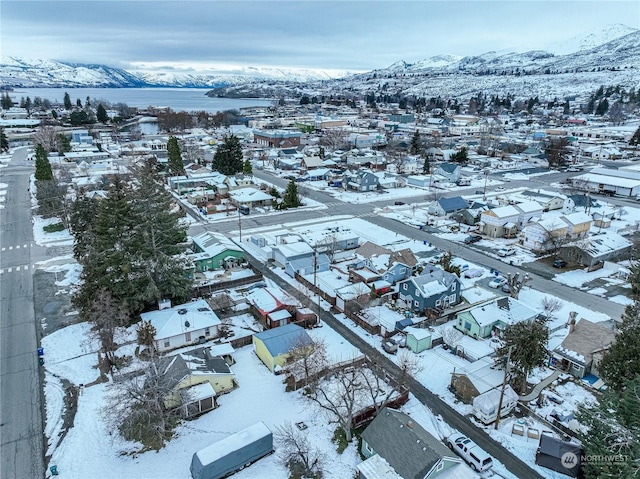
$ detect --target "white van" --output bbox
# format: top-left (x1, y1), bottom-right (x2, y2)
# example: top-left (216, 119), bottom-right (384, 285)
top-left (446, 433), bottom-right (493, 472)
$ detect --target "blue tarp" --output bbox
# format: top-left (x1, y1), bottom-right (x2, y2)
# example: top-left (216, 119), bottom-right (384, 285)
top-left (395, 318), bottom-right (414, 330)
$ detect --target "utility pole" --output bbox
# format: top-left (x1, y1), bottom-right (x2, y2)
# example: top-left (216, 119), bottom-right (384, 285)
top-left (495, 345), bottom-right (514, 430)
top-left (238, 205), bottom-right (242, 242)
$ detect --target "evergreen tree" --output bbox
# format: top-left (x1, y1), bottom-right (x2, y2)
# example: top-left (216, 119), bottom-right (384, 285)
top-left (497, 315), bottom-right (549, 393)
top-left (410, 130), bottom-right (421, 155)
top-left (34, 144), bottom-right (53, 180)
top-left (125, 159), bottom-right (191, 310)
top-left (630, 125), bottom-right (640, 146)
top-left (595, 99), bottom-right (609, 115)
top-left (63, 92), bottom-right (72, 110)
top-left (242, 158), bottom-right (253, 175)
top-left (57, 134), bottom-right (72, 154)
top-left (1, 91), bottom-right (12, 109)
top-left (450, 147), bottom-right (468, 163)
top-left (96, 103), bottom-right (109, 123)
top-left (577, 376), bottom-right (640, 478)
top-left (166, 136), bottom-right (184, 175)
top-left (599, 300), bottom-right (640, 393)
top-left (69, 191), bottom-right (98, 264)
top-left (280, 179), bottom-right (302, 209)
top-left (74, 162), bottom-right (192, 316)
top-left (212, 135), bottom-right (243, 175)
top-left (422, 157), bottom-right (430, 174)
top-left (74, 176), bottom-right (135, 318)
top-left (0, 127), bottom-right (8, 153)
top-left (76, 98), bottom-right (82, 109)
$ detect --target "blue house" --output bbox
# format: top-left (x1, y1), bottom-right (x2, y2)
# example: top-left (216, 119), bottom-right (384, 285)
top-left (398, 269), bottom-right (461, 314)
top-left (382, 262), bottom-right (414, 284)
top-left (343, 170), bottom-right (379, 192)
top-left (427, 196), bottom-right (469, 217)
top-left (285, 253), bottom-right (330, 278)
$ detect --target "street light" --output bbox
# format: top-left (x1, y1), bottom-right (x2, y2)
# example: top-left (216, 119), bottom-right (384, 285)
top-left (483, 169), bottom-right (489, 201)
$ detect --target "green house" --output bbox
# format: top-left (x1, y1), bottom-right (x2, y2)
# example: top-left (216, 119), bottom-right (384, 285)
top-left (189, 231), bottom-right (244, 272)
top-left (405, 326), bottom-right (432, 353)
top-left (455, 297), bottom-right (539, 339)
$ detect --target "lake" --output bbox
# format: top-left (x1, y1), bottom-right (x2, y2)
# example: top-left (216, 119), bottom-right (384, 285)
top-left (8, 87), bottom-right (274, 114)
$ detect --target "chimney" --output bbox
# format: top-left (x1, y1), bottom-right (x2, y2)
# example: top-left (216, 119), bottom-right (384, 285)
top-left (568, 312), bottom-right (577, 333)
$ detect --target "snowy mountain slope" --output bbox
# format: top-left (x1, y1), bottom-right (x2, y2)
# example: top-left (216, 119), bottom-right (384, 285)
top-left (0, 56), bottom-right (348, 88)
top-left (0, 57), bottom-right (146, 88)
top-left (548, 23), bottom-right (639, 55)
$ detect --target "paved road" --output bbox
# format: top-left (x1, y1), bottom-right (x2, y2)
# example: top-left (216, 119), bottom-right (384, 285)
top-left (0, 148), bottom-right (45, 479)
top-left (244, 252), bottom-right (543, 479)
top-left (193, 169), bottom-right (623, 320)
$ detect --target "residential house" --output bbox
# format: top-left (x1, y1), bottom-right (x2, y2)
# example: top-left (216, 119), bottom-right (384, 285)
top-left (272, 240), bottom-right (314, 268)
top-left (480, 205), bottom-right (520, 238)
top-left (300, 156), bottom-right (324, 171)
top-left (427, 197), bottom-right (469, 217)
top-left (343, 170), bottom-right (380, 192)
top-left (359, 407), bottom-right (466, 479)
top-left (252, 323), bottom-right (313, 373)
top-left (521, 190), bottom-right (565, 211)
top-left (141, 299), bottom-right (222, 353)
top-left (434, 163), bottom-right (462, 183)
top-left (303, 168), bottom-right (332, 181)
top-left (454, 297), bottom-right (539, 339)
top-left (285, 252), bottom-right (331, 278)
top-left (450, 357), bottom-right (505, 403)
top-left (159, 346), bottom-right (236, 416)
top-left (189, 231), bottom-right (244, 272)
top-left (560, 232), bottom-right (631, 266)
top-left (551, 319), bottom-right (616, 379)
top-left (561, 212), bottom-right (592, 239)
top-left (246, 287), bottom-right (297, 328)
top-left (397, 269), bottom-right (461, 314)
top-left (224, 174), bottom-right (255, 190)
top-left (228, 187), bottom-right (273, 209)
top-left (458, 201), bottom-right (488, 226)
top-left (514, 201), bottom-right (544, 227)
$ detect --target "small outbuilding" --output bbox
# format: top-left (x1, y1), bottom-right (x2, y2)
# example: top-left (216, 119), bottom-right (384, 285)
top-left (252, 323), bottom-right (313, 373)
top-left (405, 326), bottom-right (432, 353)
top-left (535, 433), bottom-right (584, 478)
top-left (472, 385), bottom-right (518, 424)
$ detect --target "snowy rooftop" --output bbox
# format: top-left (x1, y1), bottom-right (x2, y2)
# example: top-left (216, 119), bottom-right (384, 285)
top-left (467, 297), bottom-right (538, 328)
top-left (140, 299), bottom-right (221, 340)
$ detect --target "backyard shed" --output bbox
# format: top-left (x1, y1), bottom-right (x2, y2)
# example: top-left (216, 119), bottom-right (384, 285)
top-left (405, 326), bottom-right (432, 353)
top-left (252, 323), bottom-right (313, 373)
top-left (190, 422), bottom-right (273, 479)
top-left (472, 385), bottom-right (518, 424)
top-left (535, 433), bottom-right (584, 478)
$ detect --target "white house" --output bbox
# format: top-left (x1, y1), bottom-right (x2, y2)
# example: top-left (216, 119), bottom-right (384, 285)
top-left (141, 299), bottom-right (222, 352)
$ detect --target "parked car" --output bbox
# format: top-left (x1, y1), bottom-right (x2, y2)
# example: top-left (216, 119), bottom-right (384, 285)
top-left (447, 433), bottom-right (494, 472)
top-left (394, 201), bottom-right (406, 205)
top-left (497, 247), bottom-right (516, 257)
top-left (382, 339), bottom-right (398, 354)
top-left (463, 268), bottom-right (484, 278)
top-left (488, 277), bottom-right (507, 289)
top-left (464, 234), bottom-right (483, 244)
top-left (552, 259), bottom-right (567, 268)
top-left (501, 283), bottom-right (511, 293)
top-left (495, 186), bottom-right (506, 191)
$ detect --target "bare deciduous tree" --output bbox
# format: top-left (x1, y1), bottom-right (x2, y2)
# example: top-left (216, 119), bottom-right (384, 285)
top-left (443, 327), bottom-right (463, 350)
top-left (539, 297), bottom-right (563, 322)
top-left (274, 422), bottom-right (325, 479)
top-left (106, 358), bottom-right (190, 450)
top-left (284, 338), bottom-right (329, 388)
top-left (506, 271), bottom-right (531, 299)
top-left (319, 128), bottom-right (348, 152)
top-left (33, 126), bottom-right (60, 152)
top-left (361, 352), bottom-right (419, 415)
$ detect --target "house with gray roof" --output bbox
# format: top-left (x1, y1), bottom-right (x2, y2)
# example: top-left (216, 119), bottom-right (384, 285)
top-left (427, 196), bottom-right (470, 217)
top-left (359, 408), bottom-right (466, 479)
top-left (551, 319), bottom-right (616, 380)
top-left (398, 268), bottom-right (461, 315)
top-left (188, 231), bottom-right (244, 272)
top-left (560, 232), bottom-right (631, 267)
top-left (434, 162), bottom-right (462, 183)
top-left (454, 297), bottom-right (539, 339)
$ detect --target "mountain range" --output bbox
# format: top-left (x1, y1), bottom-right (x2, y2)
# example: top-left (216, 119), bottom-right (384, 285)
top-left (1, 24), bottom-right (638, 100)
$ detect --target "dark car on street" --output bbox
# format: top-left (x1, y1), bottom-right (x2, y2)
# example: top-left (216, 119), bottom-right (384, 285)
top-left (552, 259), bottom-right (567, 268)
top-left (464, 234), bottom-right (482, 244)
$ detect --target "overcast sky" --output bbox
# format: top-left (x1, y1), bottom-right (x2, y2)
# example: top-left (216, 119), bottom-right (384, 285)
top-left (2, 1), bottom-right (639, 74)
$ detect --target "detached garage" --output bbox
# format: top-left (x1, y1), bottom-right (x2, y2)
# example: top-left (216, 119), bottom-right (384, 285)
top-left (252, 324), bottom-right (313, 373)
top-left (405, 326), bottom-right (432, 353)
